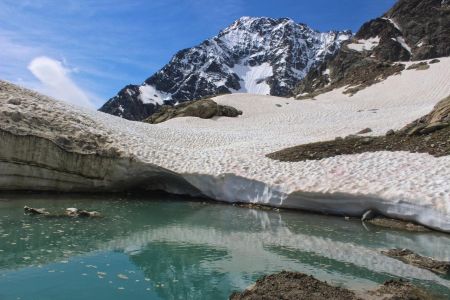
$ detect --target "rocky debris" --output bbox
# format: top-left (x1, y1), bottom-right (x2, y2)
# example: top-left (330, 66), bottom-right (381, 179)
top-left (100, 17), bottom-right (351, 120)
top-left (24, 206), bottom-right (49, 215)
top-left (144, 99), bottom-right (242, 124)
top-left (429, 59), bottom-right (441, 64)
top-left (229, 271), bottom-right (439, 300)
top-left (381, 249), bottom-right (450, 275)
top-left (295, 0), bottom-right (449, 99)
top-left (407, 62), bottom-right (430, 70)
top-left (268, 95), bottom-right (450, 162)
top-left (360, 210), bottom-right (429, 232)
top-left (366, 217), bottom-right (430, 232)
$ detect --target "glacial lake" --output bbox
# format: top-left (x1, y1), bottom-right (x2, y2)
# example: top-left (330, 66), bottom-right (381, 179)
top-left (0, 193), bottom-right (449, 300)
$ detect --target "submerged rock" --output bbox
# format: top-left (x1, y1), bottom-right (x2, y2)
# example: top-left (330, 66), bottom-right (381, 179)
top-left (144, 99), bottom-right (242, 124)
top-left (24, 206), bottom-right (101, 218)
top-left (381, 249), bottom-right (450, 275)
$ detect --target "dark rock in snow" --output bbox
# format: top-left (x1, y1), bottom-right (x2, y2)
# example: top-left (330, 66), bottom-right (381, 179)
top-left (144, 99), bottom-right (242, 124)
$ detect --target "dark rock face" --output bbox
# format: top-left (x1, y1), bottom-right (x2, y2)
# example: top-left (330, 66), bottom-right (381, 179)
top-left (100, 17), bottom-right (351, 120)
top-left (144, 99), bottom-right (242, 124)
top-left (385, 0), bottom-right (450, 60)
top-left (295, 0), bottom-right (450, 98)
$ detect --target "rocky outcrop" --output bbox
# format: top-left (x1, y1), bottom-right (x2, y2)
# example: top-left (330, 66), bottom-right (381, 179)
top-left (385, 0), bottom-right (450, 60)
top-left (401, 95), bottom-right (450, 135)
top-left (144, 99), bottom-right (242, 124)
top-left (295, 0), bottom-right (450, 98)
top-left (100, 17), bottom-right (351, 120)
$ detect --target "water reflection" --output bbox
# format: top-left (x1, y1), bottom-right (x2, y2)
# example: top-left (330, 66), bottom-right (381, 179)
top-left (0, 193), bottom-right (449, 300)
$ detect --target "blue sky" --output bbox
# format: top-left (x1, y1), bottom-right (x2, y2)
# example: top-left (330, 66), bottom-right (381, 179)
top-left (0, 0), bottom-right (396, 108)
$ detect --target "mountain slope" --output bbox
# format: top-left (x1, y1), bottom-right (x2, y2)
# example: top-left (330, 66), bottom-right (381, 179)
top-left (100, 17), bottom-right (351, 120)
top-left (295, 0), bottom-right (450, 98)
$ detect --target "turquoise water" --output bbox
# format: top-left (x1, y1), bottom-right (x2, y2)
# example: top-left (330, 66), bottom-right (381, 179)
top-left (0, 193), bottom-right (449, 300)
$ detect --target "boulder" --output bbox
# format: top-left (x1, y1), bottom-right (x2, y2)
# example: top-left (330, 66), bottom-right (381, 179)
top-left (144, 99), bottom-right (242, 124)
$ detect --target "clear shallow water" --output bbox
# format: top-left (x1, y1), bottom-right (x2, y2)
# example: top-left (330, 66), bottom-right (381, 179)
top-left (0, 193), bottom-right (449, 300)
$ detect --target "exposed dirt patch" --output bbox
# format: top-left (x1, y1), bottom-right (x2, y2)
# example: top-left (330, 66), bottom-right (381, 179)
top-left (229, 271), bottom-right (440, 300)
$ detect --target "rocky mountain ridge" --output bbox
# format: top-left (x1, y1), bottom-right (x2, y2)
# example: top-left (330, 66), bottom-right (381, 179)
top-left (295, 0), bottom-right (450, 98)
top-left (100, 17), bottom-right (351, 120)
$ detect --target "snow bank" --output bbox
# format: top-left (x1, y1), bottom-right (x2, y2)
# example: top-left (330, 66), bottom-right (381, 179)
top-left (2, 58), bottom-right (450, 232)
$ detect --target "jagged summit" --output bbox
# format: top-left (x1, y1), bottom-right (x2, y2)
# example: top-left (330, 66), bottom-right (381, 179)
top-left (100, 17), bottom-right (351, 120)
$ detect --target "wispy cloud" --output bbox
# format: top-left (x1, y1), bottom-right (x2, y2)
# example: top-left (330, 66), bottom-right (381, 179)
top-left (28, 56), bottom-right (95, 109)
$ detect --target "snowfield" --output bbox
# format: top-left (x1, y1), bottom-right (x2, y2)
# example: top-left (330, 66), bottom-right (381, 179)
top-left (2, 58), bottom-right (450, 232)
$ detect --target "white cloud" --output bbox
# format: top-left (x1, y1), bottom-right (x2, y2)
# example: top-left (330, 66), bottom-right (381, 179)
top-left (28, 56), bottom-right (95, 109)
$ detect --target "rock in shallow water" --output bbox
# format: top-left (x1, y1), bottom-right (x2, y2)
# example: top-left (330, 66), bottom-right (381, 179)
top-left (381, 249), bottom-right (450, 275)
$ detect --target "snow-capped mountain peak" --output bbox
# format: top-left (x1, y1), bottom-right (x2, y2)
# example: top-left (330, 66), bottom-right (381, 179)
top-left (100, 17), bottom-right (351, 120)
